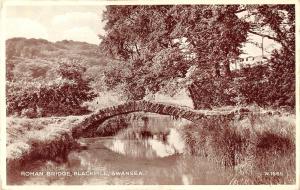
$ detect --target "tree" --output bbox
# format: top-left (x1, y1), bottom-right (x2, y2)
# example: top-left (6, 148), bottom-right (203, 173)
top-left (100, 5), bottom-right (295, 110)
top-left (237, 5), bottom-right (295, 110)
top-left (100, 5), bottom-right (249, 108)
top-left (245, 5), bottom-right (295, 53)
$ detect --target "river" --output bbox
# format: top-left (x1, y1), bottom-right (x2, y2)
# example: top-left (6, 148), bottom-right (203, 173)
top-left (9, 113), bottom-right (235, 185)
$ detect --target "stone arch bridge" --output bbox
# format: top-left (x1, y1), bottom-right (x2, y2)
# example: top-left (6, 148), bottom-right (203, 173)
top-left (71, 100), bottom-right (244, 137)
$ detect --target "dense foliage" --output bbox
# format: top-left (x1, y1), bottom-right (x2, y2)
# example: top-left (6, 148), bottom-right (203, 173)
top-left (100, 5), bottom-right (295, 110)
top-left (7, 60), bottom-right (97, 118)
top-left (238, 49), bottom-right (295, 110)
top-left (238, 5), bottom-right (295, 110)
top-left (100, 5), bottom-right (249, 102)
top-left (5, 38), bottom-right (108, 117)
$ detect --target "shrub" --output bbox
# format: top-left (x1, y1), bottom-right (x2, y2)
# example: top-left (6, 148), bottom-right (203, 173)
top-left (237, 48), bottom-right (295, 111)
top-left (7, 60), bottom-right (97, 117)
top-left (190, 47), bottom-right (295, 111)
top-left (189, 77), bottom-right (238, 109)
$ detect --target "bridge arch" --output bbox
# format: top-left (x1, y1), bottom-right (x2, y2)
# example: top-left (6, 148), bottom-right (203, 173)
top-left (71, 100), bottom-right (235, 138)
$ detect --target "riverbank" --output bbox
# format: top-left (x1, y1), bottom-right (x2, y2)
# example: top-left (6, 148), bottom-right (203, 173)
top-left (6, 107), bottom-right (296, 185)
top-left (6, 116), bottom-right (86, 173)
top-left (179, 113), bottom-right (296, 184)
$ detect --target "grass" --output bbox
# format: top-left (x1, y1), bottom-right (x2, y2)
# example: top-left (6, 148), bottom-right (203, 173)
top-left (7, 112), bottom-right (168, 163)
top-left (7, 116), bottom-right (84, 146)
top-left (6, 103), bottom-right (296, 185)
top-left (6, 115), bottom-right (86, 173)
top-left (179, 113), bottom-right (295, 184)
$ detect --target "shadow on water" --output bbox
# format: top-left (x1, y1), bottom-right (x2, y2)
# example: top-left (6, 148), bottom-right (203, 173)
top-left (8, 113), bottom-right (235, 185)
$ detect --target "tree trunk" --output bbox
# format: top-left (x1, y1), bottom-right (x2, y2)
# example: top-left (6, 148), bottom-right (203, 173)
top-left (215, 62), bottom-right (221, 77)
top-left (188, 86), bottom-right (197, 109)
top-left (188, 82), bottom-right (212, 110)
top-left (224, 60), bottom-right (231, 77)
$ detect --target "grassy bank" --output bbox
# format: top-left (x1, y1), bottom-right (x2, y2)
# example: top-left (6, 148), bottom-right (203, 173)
top-left (6, 116), bottom-right (86, 173)
top-left (6, 107), bottom-right (296, 185)
top-left (179, 113), bottom-right (295, 184)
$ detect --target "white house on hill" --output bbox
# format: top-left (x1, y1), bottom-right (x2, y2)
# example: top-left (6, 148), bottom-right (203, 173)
top-left (230, 55), bottom-right (268, 70)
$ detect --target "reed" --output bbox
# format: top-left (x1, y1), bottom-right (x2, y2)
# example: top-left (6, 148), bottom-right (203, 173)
top-left (180, 113), bottom-right (295, 184)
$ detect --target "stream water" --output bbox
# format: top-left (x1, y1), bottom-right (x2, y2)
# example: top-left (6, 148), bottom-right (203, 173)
top-left (9, 113), bottom-right (235, 185)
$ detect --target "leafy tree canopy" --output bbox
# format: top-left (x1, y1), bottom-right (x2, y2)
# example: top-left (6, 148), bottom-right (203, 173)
top-left (100, 5), bottom-right (250, 100)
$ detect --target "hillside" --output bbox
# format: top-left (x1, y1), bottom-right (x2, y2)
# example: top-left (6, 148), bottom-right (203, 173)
top-left (6, 38), bottom-right (107, 83)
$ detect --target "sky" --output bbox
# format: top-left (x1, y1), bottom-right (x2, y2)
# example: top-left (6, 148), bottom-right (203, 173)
top-left (5, 5), bottom-right (106, 45)
top-left (4, 5), bottom-right (279, 57)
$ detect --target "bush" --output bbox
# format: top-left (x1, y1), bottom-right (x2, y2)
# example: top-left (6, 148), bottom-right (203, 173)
top-left (189, 76), bottom-right (240, 109)
top-left (237, 48), bottom-right (295, 111)
top-left (20, 108), bottom-right (37, 118)
top-left (7, 61), bottom-right (97, 117)
top-left (190, 47), bottom-right (295, 111)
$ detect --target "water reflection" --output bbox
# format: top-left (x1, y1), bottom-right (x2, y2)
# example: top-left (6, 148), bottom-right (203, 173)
top-left (104, 128), bottom-right (185, 159)
top-left (9, 113), bottom-right (234, 185)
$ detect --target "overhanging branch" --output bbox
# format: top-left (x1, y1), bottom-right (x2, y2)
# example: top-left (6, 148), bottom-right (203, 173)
top-left (248, 30), bottom-right (280, 43)
top-left (235, 9), bottom-right (247, 14)
top-left (249, 30), bottom-right (289, 51)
